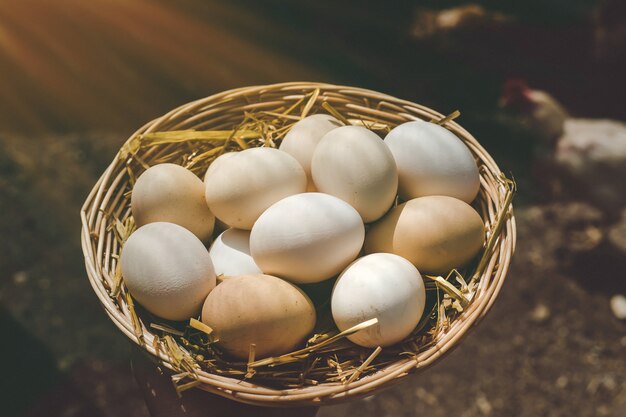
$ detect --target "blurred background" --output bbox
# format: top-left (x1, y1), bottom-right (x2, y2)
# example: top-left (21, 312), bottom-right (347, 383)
top-left (1, 0), bottom-right (625, 416)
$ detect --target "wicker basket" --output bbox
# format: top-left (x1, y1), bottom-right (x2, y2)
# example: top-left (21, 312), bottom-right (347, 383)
top-left (80, 82), bottom-right (516, 406)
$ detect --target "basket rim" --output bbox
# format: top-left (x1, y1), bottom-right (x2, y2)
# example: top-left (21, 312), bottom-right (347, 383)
top-left (80, 81), bottom-right (516, 406)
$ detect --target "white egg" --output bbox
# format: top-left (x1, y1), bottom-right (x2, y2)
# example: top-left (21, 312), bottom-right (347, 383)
top-left (279, 114), bottom-right (341, 191)
top-left (208, 228), bottom-right (262, 277)
top-left (311, 125), bottom-right (398, 222)
top-left (384, 121), bottom-right (480, 203)
top-left (121, 222), bottom-right (216, 321)
top-left (204, 148), bottom-right (307, 229)
top-left (204, 152), bottom-right (237, 181)
top-left (250, 193), bottom-right (365, 284)
top-left (131, 163), bottom-right (215, 241)
top-left (331, 253), bottom-right (426, 347)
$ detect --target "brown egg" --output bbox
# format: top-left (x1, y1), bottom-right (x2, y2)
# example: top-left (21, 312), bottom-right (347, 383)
top-left (201, 274), bottom-right (316, 359)
top-left (131, 163), bottom-right (215, 241)
top-left (364, 195), bottom-right (484, 274)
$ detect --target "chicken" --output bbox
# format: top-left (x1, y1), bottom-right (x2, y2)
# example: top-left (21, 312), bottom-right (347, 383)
top-left (500, 79), bottom-right (569, 151)
top-left (501, 79), bottom-right (626, 217)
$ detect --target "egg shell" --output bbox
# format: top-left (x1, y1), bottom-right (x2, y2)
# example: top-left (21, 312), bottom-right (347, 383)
top-left (279, 114), bottom-right (341, 191)
top-left (201, 274), bottom-right (316, 359)
top-left (208, 228), bottom-right (262, 277)
top-left (250, 193), bottom-right (365, 284)
top-left (331, 253), bottom-right (426, 347)
top-left (364, 195), bottom-right (484, 274)
top-left (121, 222), bottom-right (216, 321)
top-left (204, 152), bottom-right (237, 182)
top-left (131, 163), bottom-right (215, 241)
top-left (384, 121), bottom-right (480, 203)
top-left (204, 148), bottom-right (307, 229)
top-left (311, 125), bottom-right (398, 222)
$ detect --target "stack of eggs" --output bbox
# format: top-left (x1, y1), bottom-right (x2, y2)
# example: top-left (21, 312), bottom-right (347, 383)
top-left (121, 114), bottom-right (484, 360)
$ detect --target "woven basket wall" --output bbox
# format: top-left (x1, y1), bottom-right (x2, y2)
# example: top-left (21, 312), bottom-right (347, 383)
top-left (80, 82), bottom-right (516, 406)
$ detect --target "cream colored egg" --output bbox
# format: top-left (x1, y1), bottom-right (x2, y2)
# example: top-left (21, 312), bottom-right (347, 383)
top-left (384, 121), bottom-right (480, 203)
top-left (311, 125), bottom-right (398, 222)
top-left (121, 222), bottom-right (216, 321)
top-left (279, 114), bottom-right (341, 191)
top-left (250, 193), bottom-right (365, 284)
top-left (204, 152), bottom-right (237, 182)
top-left (332, 253), bottom-right (426, 347)
top-left (201, 274), bottom-right (316, 359)
top-left (364, 196), bottom-right (484, 274)
top-left (208, 228), bottom-right (262, 277)
top-left (131, 163), bottom-right (215, 241)
top-left (204, 148), bottom-right (307, 229)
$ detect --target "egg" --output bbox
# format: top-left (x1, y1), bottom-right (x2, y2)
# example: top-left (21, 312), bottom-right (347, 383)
top-left (311, 125), bottom-right (398, 222)
top-left (204, 152), bottom-right (237, 181)
top-left (250, 193), bottom-right (365, 284)
top-left (201, 274), bottom-right (316, 359)
top-left (208, 228), bottom-right (262, 277)
top-left (279, 114), bottom-right (342, 191)
top-left (364, 195), bottom-right (484, 274)
top-left (131, 163), bottom-right (215, 241)
top-left (204, 148), bottom-right (307, 229)
top-left (331, 253), bottom-right (426, 347)
top-left (121, 222), bottom-right (216, 321)
top-left (384, 121), bottom-right (480, 203)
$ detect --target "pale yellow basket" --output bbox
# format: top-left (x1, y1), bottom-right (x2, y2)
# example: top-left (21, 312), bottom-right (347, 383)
top-left (80, 82), bottom-right (516, 406)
